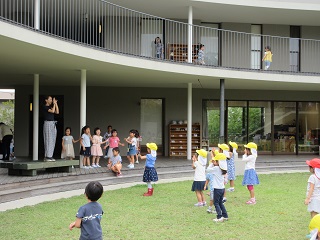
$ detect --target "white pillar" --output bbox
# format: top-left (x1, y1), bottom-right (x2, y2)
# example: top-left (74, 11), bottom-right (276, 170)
top-left (34, 0), bottom-right (40, 30)
top-left (187, 83), bottom-right (192, 160)
top-left (80, 69), bottom-right (86, 130)
top-left (187, 6), bottom-right (193, 63)
top-left (80, 70), bottom-right (86, 167)
top-left (33, 74), bottom-right (39, 161)
top-left (219, 79), bottom-right (225, 143)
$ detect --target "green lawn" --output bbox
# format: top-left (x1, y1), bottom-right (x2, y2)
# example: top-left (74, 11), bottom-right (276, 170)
top-left (0, 172), bottom-right (311, 239)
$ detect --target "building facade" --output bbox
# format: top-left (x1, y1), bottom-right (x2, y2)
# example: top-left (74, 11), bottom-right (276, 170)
top-left (0, 0), bottom-right (320, 159)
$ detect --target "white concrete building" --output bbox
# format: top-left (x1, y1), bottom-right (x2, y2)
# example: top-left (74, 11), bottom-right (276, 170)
top-left (0, 0), bottom-right (320, 159)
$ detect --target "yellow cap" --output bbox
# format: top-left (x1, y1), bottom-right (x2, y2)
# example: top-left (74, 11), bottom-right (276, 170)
top-left (196, 149), bottom-right (207, 158)
top-left (244, 142), bottom-right (257, 150)
top-left (146, 143), bottom-right (158, 151)
top-left (214, 150), bottom-right (219, 156)
top-left (212, 153), bottom-right (227, 161)
top-left (229, 141), bottom-right (238, 150)
top-left (218, 143), bottom-right (229, 151)
top-left (309, 214), bottom-right (320, 232)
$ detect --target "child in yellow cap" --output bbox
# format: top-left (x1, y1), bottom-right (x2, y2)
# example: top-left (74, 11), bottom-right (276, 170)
top-left (308, 214), bottom-right (320, 239)
top-left (227, 141), bottom-right (238, 192)
top-left (139, 143), bottom-right (158, 196)
top-left (242, 142), bottom-right (260, 205)
top-left (205, 153), bottom-right (228, 222)
top-left (191, 149), bottom-right (208, 207)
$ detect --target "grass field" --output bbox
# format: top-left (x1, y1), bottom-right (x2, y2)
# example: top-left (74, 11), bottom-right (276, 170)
top-left (0, 172), bottom-right (311, 239)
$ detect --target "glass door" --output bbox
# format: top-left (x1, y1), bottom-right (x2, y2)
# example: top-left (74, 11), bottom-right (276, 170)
top-left (274, 102), bottom-right (296, 154)
top-left (140, 99), bottom-right (163, 155)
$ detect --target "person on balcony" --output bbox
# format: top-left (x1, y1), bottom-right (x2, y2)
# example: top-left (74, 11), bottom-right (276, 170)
top-left (154, 37), bottom-right (164, 59)
top-left (262, 46), bottom-right (273, 70)
top-left (197, 44), bottom-right (205, 65)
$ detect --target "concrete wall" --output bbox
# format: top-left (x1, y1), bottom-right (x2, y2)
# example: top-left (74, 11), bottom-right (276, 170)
top-left (301, 26), bottom-right (320, 73)
top-left (14, 85), bottom-right (320, 158)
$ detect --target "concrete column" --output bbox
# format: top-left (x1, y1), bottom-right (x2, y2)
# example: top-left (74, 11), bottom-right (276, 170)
top-left (80, 69), bottom-right (86, 129)
top-left (34, 0), bottom-right (40, 30)
top-left (219, 79), bottom-right (225, 143)
top-left (33, 74), bottom-right (39, 160)
top-left (187, 6), bottom-right (193, 63)
top-left (187, 83), bottom-right (192, 160)
top-left (80, 70), bottom-right (87, 168)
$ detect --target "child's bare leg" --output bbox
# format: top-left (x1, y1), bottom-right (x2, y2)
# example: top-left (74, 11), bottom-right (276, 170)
top-left (96, 157), bottom-right (100, 165)
top-left (91, 156), bottom-right (96, 165)
top-left (311, 211), bottom-right (318, 218)
top-left (131, 155), bottom-right (135, 164)
top-left (249, 189), bottom-right (255, 199)
top-left (230, 180), bottom-right (234, 188)
top-left (195, 191), bottom-right (202, 202)
top-left (86, 157), bottom-right (90, 166)
top-left (200, 191), bottom-right (205, 203)
top-left (127, 155), bottom-right (131, 164)
top-left (82, 156), bottom-right (86, 166)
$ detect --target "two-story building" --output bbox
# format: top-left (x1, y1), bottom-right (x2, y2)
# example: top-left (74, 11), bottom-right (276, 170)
top-left (0, 0), bottom-right (320, 159)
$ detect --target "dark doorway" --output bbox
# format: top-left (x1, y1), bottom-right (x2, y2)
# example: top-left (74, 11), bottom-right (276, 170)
top-left (29, 95), bottom-right (64, 159)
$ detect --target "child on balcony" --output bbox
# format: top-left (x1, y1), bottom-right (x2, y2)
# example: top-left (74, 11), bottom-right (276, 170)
top-left (262, 46), bottom-right (273, 70)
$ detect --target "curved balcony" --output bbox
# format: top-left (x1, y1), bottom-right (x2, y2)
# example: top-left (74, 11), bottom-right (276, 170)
top-left (0, 0), bottom-right (319, 75)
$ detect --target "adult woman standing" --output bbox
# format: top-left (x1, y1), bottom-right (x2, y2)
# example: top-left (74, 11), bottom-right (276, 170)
top-left (43, 96), bottom-right (59, 161)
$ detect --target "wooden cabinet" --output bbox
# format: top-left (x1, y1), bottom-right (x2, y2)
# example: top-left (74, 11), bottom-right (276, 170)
top-left (169, 124), bottom-right (201, 157)
top-left (167, 44), bottom-right (198, 62)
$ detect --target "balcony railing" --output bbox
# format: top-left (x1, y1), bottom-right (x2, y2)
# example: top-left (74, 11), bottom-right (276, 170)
top-left (0, 0), bottom-right (320, 74)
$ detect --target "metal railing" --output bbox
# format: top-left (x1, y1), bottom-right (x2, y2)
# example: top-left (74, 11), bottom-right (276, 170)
top-left (1, 0), bottom-right (320, 74)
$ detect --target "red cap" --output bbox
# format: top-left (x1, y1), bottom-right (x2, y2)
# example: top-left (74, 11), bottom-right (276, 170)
top-left (306, 158), bottom-right (320, 168)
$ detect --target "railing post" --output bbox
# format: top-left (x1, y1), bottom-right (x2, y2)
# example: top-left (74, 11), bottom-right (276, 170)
top-left (34, 0), bottom-right (40, 30)
top-left (188, 6), bottom-right (193, 63)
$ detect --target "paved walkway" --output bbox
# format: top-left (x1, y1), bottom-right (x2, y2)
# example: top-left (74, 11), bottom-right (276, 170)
top-left (0, 155), bottom-right (311, 211)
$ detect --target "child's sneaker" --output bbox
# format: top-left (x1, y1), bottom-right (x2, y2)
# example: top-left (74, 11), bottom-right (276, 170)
top-left (194, 202), bottom-right (203, 207)
top-left (96, 164), bottom-right (101, 168)
top-left (88, 165), bottom-right (93, 169)
top-left (213, 218), bottom-right (224, 223)
top-left (135, 160), bottom-right (139, 164)
top-left (117, 173), bottom-right (122, 177)
top-left (207, 207), bottom-right (212, 213)
top-left (128, 164), bottom-right (134, 169)
top-left (202, 201), bottom-right (207, 206)
top-left (246, 198), bottom-right (256, 205)
top-left (92, 164), bottom-right (97, 168)
top-left (222, 197), bottom-right (227, 203)
top-left (227, 188), bottom-right (235, 192)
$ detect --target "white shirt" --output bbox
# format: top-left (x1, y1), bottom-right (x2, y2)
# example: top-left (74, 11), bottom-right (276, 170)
top-left (307, 174), bottom-right (320, 199)
top-left (242, 154), bottom-right (256, 170)
top-left (206, 164), bottom-right (225, 189)
top-left (193, 161), bottom-right (206, 181)
top-left (131, 137), bottom-right (137, 146)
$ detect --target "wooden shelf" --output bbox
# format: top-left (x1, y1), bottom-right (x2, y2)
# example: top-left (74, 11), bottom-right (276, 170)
top-left (169, 123), bottom-right (201, 157)
top-left (167, 44), bottom-right (198, 62)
